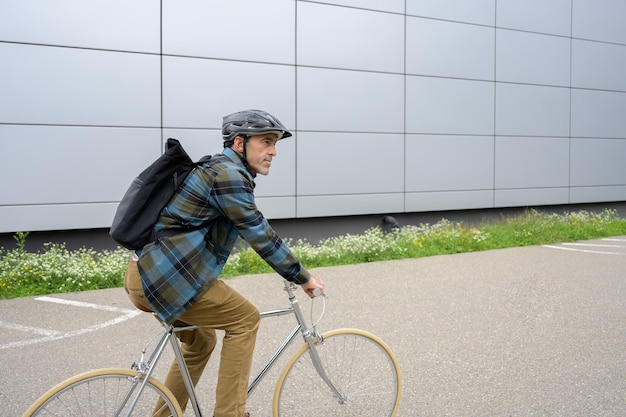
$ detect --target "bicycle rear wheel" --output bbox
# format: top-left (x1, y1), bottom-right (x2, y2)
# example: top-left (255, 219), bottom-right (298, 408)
top-left (23, 368), bottom-right (183, 417)
top-left (274, 328), bottom-right (401, 417)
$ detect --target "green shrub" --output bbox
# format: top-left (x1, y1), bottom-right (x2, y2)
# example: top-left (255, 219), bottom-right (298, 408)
top-left (0, 236), bottom-right (130, 299)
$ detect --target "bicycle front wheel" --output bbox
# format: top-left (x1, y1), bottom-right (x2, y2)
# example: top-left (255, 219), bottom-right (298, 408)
top-left (23, 368), bottom-right (183, 417)
top-left (274, 328), bottom-right (401, 417)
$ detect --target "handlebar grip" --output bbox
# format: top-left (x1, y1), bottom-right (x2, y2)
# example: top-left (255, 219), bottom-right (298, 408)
top-left (312, 288), bottom-right (323, 297)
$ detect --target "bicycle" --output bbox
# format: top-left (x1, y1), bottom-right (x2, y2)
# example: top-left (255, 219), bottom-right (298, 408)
top-left (23, 281), bottom-right (402, 416)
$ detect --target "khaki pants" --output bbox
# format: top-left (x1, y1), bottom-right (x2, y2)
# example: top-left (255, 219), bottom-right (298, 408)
top-left (124, 261), bottom-right (260, 417)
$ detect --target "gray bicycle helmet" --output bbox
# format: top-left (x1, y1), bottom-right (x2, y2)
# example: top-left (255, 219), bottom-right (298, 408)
top-left (222, 109), bottom-right (292, 147)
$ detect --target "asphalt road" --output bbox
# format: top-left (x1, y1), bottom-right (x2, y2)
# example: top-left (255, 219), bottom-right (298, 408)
top-left (2, 237), bottom-right (625, 416)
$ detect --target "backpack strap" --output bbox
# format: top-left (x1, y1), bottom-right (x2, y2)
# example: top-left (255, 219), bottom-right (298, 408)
top-left (197, 155), bottom-right (213, 164)
top-left (153, 154), bottom-right (222, 241)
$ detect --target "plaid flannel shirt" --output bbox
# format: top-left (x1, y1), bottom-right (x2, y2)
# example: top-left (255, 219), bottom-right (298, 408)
top-left (137, 147), bottom-right (310, 324)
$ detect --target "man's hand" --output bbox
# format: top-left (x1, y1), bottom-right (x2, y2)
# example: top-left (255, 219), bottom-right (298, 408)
top-left (301, 276), bottom-right (325, 298)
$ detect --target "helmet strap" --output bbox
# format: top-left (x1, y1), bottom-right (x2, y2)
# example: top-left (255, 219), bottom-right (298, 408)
top-left (239, 134), bottom-right (255, 176)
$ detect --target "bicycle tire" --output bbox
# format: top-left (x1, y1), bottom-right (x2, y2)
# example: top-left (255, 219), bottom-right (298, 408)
top-left (273, 328), bottom-right (401, 417)
top-left (22, 368), bottom-right (183, 417)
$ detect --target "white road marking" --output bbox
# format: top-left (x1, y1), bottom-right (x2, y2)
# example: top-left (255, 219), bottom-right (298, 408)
top-left (542, 237), bottom-right (626, 255)
top-left (35, 295), bottom-right (138, 314)
top-left (562, 242), bottom-right (623, 248)
top-left (0, 296), bottom-right (141, 350)
top-left (542, 245), bottom-right (622, 255)
top-left (0, 321), bottom-right (63, 337)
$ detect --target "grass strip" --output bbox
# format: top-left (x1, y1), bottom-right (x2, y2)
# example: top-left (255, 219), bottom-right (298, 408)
top-left (1, 209), bottom-right (625, 300)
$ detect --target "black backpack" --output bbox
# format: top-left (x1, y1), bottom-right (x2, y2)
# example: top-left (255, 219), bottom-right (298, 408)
top-left (110, 138), bottom-right (211, 250)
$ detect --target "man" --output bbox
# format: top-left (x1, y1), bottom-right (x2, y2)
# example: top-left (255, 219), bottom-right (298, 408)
top-left (123, 109), bottom-right (324, 417)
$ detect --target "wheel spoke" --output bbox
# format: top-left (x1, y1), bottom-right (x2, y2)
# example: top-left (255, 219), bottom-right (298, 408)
top-left (275, 329), bottom-right (401, 417)
top-left (23, 369), bottom-right (183, 417)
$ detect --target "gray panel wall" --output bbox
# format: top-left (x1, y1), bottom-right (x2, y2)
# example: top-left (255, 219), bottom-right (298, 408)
top-left (0, 0), bottom-right (624, 233)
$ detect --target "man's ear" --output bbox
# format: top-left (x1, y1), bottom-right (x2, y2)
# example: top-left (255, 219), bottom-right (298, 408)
top-left (233, 135), bottom-right (244, 153)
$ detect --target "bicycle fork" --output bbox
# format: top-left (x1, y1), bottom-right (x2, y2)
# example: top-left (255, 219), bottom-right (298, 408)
top-left (289, 292), bottom-right (348, 405)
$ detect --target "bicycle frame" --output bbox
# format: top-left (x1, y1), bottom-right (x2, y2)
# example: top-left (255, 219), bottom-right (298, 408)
top-left (126, 281), bottom-right (344, 417)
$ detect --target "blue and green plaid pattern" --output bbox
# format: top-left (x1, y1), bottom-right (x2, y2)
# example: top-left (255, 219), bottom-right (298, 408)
top-left (137, 148), bottom-right (310, 324)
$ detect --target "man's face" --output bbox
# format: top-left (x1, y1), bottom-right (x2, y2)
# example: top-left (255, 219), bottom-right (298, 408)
top-left (234, 133), bottom-right (279, 176)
